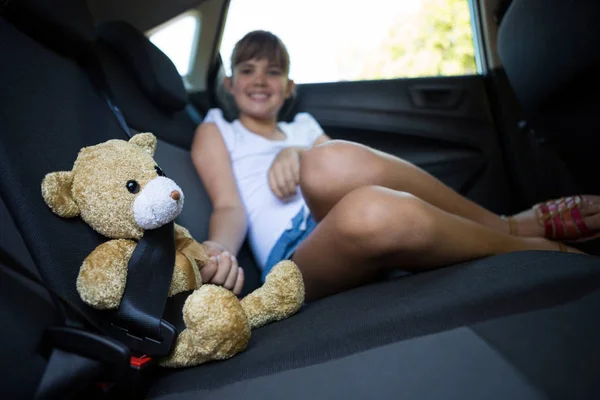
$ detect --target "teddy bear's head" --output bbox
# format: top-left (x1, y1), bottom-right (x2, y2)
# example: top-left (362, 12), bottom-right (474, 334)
top-left (42, 133), bottom-right (184, 239)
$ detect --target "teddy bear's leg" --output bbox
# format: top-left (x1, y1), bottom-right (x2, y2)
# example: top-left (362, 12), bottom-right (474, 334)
top-left (240, 260), bottom-right (305, 330)
top-left (160, 285), bottom-right (251, 368)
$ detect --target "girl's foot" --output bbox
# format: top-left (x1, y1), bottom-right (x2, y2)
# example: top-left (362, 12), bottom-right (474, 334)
top-left (556, 241), bottom-right (587, 255)
top-left (504, 195), bottom-right (600, 241)
top-left (524, 237), bottom-right (586, 254)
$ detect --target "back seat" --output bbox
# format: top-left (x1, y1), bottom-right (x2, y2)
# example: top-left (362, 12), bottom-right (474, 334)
top-left (1, 1), bottom-right (600, 399)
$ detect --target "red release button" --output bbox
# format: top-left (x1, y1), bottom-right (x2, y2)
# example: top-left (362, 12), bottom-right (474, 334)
top-left (130, 354), bottom-right (152, 368)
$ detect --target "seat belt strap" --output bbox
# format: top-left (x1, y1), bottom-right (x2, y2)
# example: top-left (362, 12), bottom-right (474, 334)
top-left (105, 222), bottom-right (177, 357)
top-left (83, 47), bottom-right (133, 138)
top-left (80, 49), bottom-right (178, 356)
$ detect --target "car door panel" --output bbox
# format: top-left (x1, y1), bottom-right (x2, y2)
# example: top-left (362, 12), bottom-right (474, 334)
top-left (290, 75), bottom-right (512, 213)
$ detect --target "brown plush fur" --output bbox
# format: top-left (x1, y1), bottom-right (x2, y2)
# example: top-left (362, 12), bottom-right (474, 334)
top-left (77, 239), bottom-right (136, 309)
top-left (241, 260), bottom-right (305, 330)
top-left (41, 171), bottom-right (79, 218)
top-left (160, 285), bottom-right (251, 367)
top-left (72, 138), bottom-right (158, 239)
top-left (42, 133), bottom-right (305, 368)
top-left (169, 224), bottom-right (208, 296)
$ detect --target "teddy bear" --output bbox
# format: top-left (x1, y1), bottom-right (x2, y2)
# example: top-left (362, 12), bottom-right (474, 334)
top-left (40, 132), bottom-right (305, 368)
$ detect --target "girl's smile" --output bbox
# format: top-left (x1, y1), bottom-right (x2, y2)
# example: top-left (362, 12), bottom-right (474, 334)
top-left (227, 58), bottom-right (295, 122)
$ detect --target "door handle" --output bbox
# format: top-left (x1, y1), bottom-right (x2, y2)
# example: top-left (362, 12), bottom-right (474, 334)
top-left (408, 85), bottom-right (464, 109)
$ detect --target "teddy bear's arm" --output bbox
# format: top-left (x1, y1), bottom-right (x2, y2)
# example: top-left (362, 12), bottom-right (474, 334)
top-left (174, 223), bottom-right (191, 239)
top-left (77, 239), bottom-right (136, 309)
top-left (171, 223), bottom-right (209, 295)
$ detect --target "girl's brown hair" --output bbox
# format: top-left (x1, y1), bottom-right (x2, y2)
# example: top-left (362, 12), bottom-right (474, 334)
top-left (231, 30), bottom-right (290, 74)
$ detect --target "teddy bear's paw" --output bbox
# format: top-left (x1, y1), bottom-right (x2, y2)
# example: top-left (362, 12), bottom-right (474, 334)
top-left (160, 285), bottom-right (251, 368)
top-left (159, 328), bottom-right (211, 368)
top-left (240, 260), bottom-right (305, 330)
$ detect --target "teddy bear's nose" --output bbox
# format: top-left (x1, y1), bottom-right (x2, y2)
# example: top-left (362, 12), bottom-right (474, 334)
top-left (170, 190), bottom-right (181, 201)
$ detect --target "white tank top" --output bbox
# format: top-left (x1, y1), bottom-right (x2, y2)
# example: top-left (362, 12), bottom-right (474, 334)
top-left (202, 108), bottom-right (324, 269)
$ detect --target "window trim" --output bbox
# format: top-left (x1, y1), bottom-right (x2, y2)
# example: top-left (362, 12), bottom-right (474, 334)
top-left (468, 0), bottom-right (489, 75)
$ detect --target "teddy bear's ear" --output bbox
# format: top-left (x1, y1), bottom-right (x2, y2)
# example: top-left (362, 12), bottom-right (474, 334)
top-left (41, 171), bottom-right (80, 218)
top-left (129, 132), bottom-right (157, 156)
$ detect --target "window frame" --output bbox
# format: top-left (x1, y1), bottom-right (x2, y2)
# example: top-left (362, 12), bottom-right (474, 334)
top-left (468, 0), bottom-right (489, 75)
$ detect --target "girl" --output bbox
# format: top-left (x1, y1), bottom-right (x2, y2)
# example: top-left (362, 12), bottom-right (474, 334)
top-left (191, 30), bottom-right (599, 301)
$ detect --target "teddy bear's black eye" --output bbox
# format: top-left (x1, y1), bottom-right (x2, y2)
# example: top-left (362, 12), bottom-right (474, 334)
top-left (126, 180), bottom-right (140, 194)
top-left (155, 165), bottom-right (166, 177)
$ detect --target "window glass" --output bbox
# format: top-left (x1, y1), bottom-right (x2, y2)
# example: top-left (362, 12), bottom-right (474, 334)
top-left (148, 12), bottom-right (200, 76)
top-left (220, 0), bottom-right (477, 83)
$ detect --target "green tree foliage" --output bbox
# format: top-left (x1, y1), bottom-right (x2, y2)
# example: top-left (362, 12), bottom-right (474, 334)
top-left (357, 0), bottom-right (477, 80)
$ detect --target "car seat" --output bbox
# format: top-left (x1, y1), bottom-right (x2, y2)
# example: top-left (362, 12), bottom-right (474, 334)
top-left (497, 0), bottom-right (600, 196)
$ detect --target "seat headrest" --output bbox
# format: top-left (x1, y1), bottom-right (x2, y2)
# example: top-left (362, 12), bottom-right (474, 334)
top-left (497, 0), bottom-right (600, 113)
top-left (97, 20), bottom-right (188, 111)
top-left (3, 0), bottom-right (96, 56)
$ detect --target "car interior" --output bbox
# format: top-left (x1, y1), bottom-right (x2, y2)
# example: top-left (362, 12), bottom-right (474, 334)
top-left (1, 0), bottom-right (599, 398)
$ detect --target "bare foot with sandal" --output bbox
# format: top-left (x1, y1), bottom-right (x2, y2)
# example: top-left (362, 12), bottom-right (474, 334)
top-left (502, 195), bottom-right (600, 251)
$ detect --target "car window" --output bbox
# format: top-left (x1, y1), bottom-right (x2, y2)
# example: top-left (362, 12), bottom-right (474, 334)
top-left (147, 11), bottom-right (201, 76)
top-left (220, 0), bottom-right (477, 84)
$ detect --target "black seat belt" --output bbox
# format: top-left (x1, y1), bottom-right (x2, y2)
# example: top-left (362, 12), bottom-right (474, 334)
top-left (105, 222), bottom-right (177, 357)
top-left (83, 47), bottom-right (133, 138)
top-left (185, 103), bottom-right (203, 126)
top-left (81, 48), bottom-right (178, 357)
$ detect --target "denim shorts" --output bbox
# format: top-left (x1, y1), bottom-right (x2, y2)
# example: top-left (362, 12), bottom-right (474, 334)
top-left (262, 207), bottom-right (317, 282)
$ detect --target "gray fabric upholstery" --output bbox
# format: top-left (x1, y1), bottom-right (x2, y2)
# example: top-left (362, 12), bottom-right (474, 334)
top-left (473, 288), bottom-right (600, 400)
top-left (149, 251), bottom-right (600, 397)
top-left (154, 328), bottom-right (543, 400)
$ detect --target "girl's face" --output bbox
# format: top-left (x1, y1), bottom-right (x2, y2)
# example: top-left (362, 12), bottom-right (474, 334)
top-left (226, 58), bottom-right (295, 121)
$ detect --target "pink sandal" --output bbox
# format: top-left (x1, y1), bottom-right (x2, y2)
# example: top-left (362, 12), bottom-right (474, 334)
top-left (505, 195), bottom-right (600, 243)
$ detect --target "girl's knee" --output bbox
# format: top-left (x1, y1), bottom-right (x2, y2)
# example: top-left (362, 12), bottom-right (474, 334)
top-left (334, 186), bottom-right (436, 251)
top-left (300, 140), bottom-right (365, 192)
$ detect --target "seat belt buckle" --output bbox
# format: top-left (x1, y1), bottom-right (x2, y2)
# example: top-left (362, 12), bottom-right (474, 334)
top-left (130, 354), bottom-right (153, 368)
top-left (95, 354), bottom-right (157, 396)
top-left (104, 318), bottom-right (177, 358)
top-left (127, 354), bottom-right (156, 393)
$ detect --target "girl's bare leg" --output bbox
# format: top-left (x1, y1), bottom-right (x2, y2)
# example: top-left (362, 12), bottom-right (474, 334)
top-left (300, 141), bottom-right (600, 237)
top-left (300, 140), bottom-right (508, 230)
top-left (292, 186), bottom-right (584, 301)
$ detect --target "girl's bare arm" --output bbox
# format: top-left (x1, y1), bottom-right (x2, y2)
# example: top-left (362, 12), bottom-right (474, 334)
top-left (191, 122), bottom-right (248, 255)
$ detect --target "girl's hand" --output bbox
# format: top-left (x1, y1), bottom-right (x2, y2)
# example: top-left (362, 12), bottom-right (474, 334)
top-left (203, 240), bottom-right (229, 257)
top-left (268, 147), bottom-right (302, 200)
top-left (201, 241), bottom-right (245, 296)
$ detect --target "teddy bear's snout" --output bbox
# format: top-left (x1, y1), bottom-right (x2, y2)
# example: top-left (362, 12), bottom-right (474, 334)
top-left (132, 176), bottom-right (185, 230)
